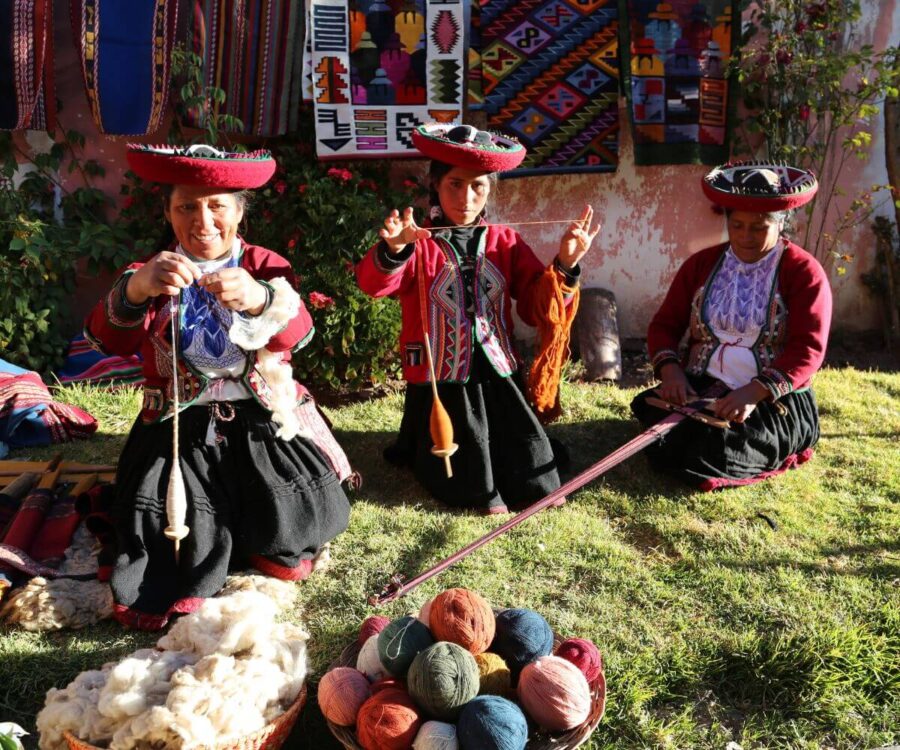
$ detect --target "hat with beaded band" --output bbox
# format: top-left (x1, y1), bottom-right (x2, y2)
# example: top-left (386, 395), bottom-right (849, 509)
top-left (411, 123), bottom-right (526, 173)
top-left (125, 144), bottom-right (276, 188)
top-left (701, 161), bottom-right (818, 212)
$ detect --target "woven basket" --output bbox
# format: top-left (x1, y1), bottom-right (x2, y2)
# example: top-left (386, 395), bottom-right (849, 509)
top-left (63, 683), bottom-right (307, 750)
top-left (326, 635), bottom-right (606, 750)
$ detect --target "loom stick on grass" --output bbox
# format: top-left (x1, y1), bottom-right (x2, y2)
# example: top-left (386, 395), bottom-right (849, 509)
top-left (163, 296), bottom-right (189, 563)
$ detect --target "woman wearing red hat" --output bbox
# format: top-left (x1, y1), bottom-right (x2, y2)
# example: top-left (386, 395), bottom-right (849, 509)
top-left (631, 162), bottom-right (832, 490)
top-left (356, 123), bottom-right (600, 515)
top-left (85, 145), bottom-right (352, 629)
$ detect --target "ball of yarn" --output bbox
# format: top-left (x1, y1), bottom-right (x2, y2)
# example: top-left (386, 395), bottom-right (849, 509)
top-left (555, 637), bottom-right (603, 683)
top-left (456, 695), bottom-right (528, 750)
top-left (429, 588), bottom-right (495, 655)
top-left (418, 597), bottom-right (434, 628)
top-left (517, 655), bottom-right (591, 731)
top-left (371, 677), bottom-right (406, 695)
top-left (474, 652), bottom-right (511, 697)
top-left (359, 615), bottom-right (392, 644)
top-left (491, 608), bottom-right (554, 675)
top-left (357, 634), bottom-right (389, 682)
top-left (357, 687), bottom-right (422, 750)
top-left (407, 642), bottom-right (479, 720)
top-left (318, 667), bottom-right (371, 726)
top-left (378, 616), bottom-right (435, 676)
top-left (413, 720), bottom-right (458, 750)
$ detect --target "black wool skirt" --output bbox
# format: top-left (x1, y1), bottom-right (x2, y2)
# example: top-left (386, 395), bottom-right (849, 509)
top-left (111, 399), bottom-right (350, 627)
top-left (386, 350), bottom-right (561, 513)
top-left (630, 374), bottom-right (820, 491)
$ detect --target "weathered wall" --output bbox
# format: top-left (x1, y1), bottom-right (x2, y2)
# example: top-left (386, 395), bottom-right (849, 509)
top-left (17, 0), bottom-right (899, 341)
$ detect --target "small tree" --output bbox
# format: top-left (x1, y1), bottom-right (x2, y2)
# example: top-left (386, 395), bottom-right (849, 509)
top-left (731, 0), bottom-right (900, 271)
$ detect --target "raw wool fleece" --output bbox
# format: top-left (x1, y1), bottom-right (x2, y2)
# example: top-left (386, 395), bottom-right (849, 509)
top-left (36, 590), bottom-right (309, 750)
top-left (228, 276), bottom-right (309, 442)
top-left (0, 577), bottom-right (113, 631)
top-left (59, 523), bottom-right (100, 576)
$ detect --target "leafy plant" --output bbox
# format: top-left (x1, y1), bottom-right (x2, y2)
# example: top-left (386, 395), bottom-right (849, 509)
top-left (730, 0), bottom-right (900, 271)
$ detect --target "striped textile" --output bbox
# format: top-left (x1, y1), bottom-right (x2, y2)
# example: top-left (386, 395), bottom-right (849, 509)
top-left (55, 334), bottom-right (143, 389)
top-left (0, 0), bottom-right (55, 131)
top-left (71, 0), bottom-right (178, 135)
top-left (188, 0), bottom-right (306, 137)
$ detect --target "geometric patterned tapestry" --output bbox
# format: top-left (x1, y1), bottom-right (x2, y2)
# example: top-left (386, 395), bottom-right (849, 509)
top-left (472, 0), bottom-right (620, 177)
top-left (310, 0), bottom-right (467, 159)
top-left (621, 0), bottom-right (737, 165)
top-left (189, 0), bottom-right (307, 137)
top-left (0, 0), bottom-right (55, 131)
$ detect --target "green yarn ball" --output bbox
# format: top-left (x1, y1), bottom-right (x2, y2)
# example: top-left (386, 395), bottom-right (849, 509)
top-left (408, 642), bottom-right (480, 720)
top-left (378, 616), bottom-right (436, 676)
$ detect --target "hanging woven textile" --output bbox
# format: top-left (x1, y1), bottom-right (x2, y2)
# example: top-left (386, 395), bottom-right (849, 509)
top-left (71, 0), bottom-right (177, 136)
top-left (188, 0), bottom-right (306, 137)
top-left (471, 0), bottom-right (620, 177)
top-left (0, 0), bottom-right (55, 131)
top-left (309, 0), bottom-right (467, 159)
top-left (620, 0), bottom-right (738, 165)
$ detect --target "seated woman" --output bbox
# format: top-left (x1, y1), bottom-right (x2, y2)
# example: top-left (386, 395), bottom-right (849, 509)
top-left (631, 161), bottom-right (832, 491)
top-left (356, 123), bottom-right (599, 515)
top-left (85, 145), bottom-right (352, 629)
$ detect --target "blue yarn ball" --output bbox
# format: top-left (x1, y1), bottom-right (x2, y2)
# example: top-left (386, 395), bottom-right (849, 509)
top-left (491, 608), bottom-right (554, 675)
top-left (456, 695), bottom-right (528, 750)
top-left (377, 615), bottom-right (435, 676)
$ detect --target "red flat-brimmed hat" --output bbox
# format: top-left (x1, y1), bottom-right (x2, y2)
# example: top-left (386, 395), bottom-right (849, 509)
top-left (701, 161), bottom-right (818, 212)
top-left (411, 123), bottom-right (526, 173)
top-left (126, 144), bottom-right (276, 188)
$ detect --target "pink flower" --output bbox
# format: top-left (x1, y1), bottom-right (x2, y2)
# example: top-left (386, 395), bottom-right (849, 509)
top-left (358, 179), bottom-right (378, 192)
top-left (402, 178), bottom-right (418, 188)
top-left (776, 49), bottom-right (793, 65)
top-left (799, 104), bottom-right (811, 121)
top-left (794, 21), bottom-right (807, 33)
top-left (122, 196), bottom-right (135, 209)
top-left (308, 291), bottom-right (335, 309)
top-left (298, 184), bottom-right (308, 194)
top-left (287, 238), bottom-right (297, 249)
top-left (274, 180), bottom-right (287, 195)
top-left (327, 167), bottom-right (353, 182)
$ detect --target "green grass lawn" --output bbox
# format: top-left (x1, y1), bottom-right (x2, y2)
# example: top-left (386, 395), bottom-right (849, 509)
top-left (2, 367), bottom-right (898, 749)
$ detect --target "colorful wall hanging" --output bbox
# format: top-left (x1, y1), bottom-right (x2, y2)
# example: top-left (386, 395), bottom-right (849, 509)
top-left (71, 0), bottom-right (177, 136)
top-left (189, 0), bottom-right (306, 137)
top-left (472, 0), bottom-right (620, 177)
top-left (620, 0), bottom-right (737, 165)
top-left (0, 0), bottom-right (55, 131)
top-left (309, 0), bottom-right (467, 159)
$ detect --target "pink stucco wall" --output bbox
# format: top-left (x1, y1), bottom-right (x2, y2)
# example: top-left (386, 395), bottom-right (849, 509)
top-left (17, 0), bottom-right (899, 340)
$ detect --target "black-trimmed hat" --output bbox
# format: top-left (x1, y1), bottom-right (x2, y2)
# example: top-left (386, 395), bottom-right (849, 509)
top-left (411, 123), bottom-right (526, 172)
top-left (701, 161), bottom-right (818, 211)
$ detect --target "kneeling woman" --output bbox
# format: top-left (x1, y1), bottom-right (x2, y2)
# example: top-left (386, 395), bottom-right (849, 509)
top-left (357, 124), bottom-right (599, 514)
top-left (631, 162), bottom-right (832, 490)
top-left (85, 145), bottom-right (352, 629)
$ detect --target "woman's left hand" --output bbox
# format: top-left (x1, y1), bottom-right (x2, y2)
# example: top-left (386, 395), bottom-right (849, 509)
top-left (712, 381), bottom-right (770, 424)
top-left (558, 205), bottom-right (601, 272)
top-left (198, 268), bottom-right (269, 315)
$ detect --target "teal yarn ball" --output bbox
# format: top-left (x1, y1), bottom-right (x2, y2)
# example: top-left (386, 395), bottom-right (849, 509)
top-left (456, 695), bottom-right (528, 750)
top-left (407, 642), bottom-right (480, 720)
top-left (378, 615), bottom-right (435, 676)
top-left (491, 608), bottom-right (554, 675)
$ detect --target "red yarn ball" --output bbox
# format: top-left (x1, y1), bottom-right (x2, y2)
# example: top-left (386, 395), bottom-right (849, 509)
top-left (555, 637), bottom-right (603, 683)
top-left (318, 667), bottom-right (371, 726)
top-left (359, 615), bottom-right (392, 644)
top-left (429, 588), bottom-right (495, 655)
top-left (356, 687), bottom-right (422, 750)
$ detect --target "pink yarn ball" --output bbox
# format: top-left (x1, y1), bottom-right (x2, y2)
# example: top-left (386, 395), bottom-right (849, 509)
top-left (318, 667), bottom-right (372, 726)
top-left (555, 638), bottom-right (603, 683)
top-left (359, 615), bottom-right (392, 644)
top-left (517, 655), bottom-right (591, 731)
top-left (418, 598), bottom-right (434, 628)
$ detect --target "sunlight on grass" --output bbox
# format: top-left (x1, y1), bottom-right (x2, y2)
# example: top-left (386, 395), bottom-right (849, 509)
top-left (2, 369), bottom-right (898, 749)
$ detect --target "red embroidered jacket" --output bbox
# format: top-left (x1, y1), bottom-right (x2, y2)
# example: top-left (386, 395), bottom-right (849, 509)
top-left (356, 224), bottom-right (575, 384)
top-left (648, 240), bottom-right (832, 399)
top-left (84, 242), bottom-right (313, 422)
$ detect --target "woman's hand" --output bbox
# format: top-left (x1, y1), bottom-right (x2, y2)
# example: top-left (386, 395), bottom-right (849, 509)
top-left (126, 251), bottom-right (201, 304)
top-left (558, 205), bottom-right (601, 272)
top-left (379, 207), bottom-right (432, 253)
top-left (712, 381), bottom-right (770, 424)
top-left (198, 267), bottom-right (269, 315)
top-left (658, 362), bottom-right (697, 406)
